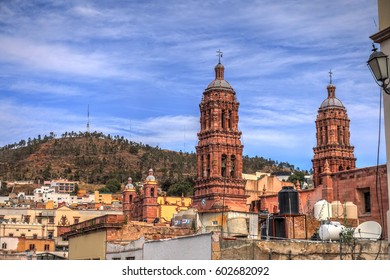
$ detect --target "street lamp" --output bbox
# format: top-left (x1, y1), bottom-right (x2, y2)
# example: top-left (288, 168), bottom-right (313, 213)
top-left (367, 43), bottom-right (390, 94)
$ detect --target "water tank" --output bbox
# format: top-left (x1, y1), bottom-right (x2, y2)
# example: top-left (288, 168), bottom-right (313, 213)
top-left (314, 200), bottom-right (332, 221)
top-left (278, 186), bottom-right (299, 215)
top-left (319, 221), bottom-right (345, 241)
top-left (227, 217), bottom-right (248, 237)
top-left (345, 202), bottom-right (358, 219)
top-left (331, 201), bottom-right (344, 218)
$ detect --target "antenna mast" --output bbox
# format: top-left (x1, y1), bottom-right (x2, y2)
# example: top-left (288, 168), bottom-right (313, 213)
top-left (87, 104), bottom-right (90, 133)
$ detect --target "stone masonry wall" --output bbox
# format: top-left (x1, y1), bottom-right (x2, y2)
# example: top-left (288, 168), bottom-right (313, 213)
top-left (218, 239), bottom-right (388, 260)
top-left (106, 221), bottom-right (194, 241)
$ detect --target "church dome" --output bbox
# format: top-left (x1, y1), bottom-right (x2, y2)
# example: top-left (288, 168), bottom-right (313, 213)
top-left (205, 62), bottom-right (234, 92)
top-left (319, 83), bottom-right (344, 110)
top-left (320, 97), bottom-right (344, 109)
top-left (206, 79), bottom-right (233, 90)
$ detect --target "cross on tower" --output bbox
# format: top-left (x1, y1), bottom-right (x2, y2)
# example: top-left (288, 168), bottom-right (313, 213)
top-left (216, 49), bottom-right (223, 63)
top-left (329, 69), bottom-right (333, 84)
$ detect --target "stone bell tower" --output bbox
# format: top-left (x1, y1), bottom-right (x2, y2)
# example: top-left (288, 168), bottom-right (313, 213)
top-left (312, 71), bottom-right (356, 187)
top-left (193, 51), bottom-right (247, 212)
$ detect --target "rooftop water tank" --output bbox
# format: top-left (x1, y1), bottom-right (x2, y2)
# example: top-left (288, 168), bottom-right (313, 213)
top-left (331, 201), bottom-right (344, 219)
top-left (319, 221), bottom-right (345, 241)
top-left (314, 200), bottom-right (332, 221)
top-left (278, 186), bottom-right (299, 215)
top-left (345, 201), bottom-right (358, 220)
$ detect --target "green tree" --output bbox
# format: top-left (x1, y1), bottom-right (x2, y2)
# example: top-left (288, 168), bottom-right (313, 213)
top-left (104, 178), bottom-right (121, 193)
top-left (167, 177), bottom-right (194, 197)
top-left (287, 171), bottom-right (306, 186)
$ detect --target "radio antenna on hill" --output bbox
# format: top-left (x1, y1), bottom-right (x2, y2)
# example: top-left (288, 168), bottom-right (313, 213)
top-left (87, 104), bottom-right (90, 133)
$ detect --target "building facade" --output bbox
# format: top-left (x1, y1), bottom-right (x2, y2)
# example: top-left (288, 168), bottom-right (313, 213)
top-left (193, 59), bottom-right (247, 212)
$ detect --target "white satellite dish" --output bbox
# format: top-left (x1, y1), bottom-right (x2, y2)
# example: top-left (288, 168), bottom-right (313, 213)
top-left (353, 221), bottom-right (382, 240)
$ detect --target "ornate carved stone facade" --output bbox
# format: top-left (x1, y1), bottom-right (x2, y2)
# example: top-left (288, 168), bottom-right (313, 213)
top-left (312, 80), bottom-right (356, 187)
top-left (192, 61), bottom-right (247, 212)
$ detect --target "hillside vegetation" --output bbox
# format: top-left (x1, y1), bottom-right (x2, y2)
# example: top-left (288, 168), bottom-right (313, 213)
top-left (0, 131), bottom-right (299, 195)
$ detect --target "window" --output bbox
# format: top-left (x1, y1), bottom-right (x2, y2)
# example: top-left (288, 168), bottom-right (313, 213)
top-left (364, 191), bottom-right (371, 213)
top-left (21, 234), bottom-right (26, 238)
top-left (24, 215), bottom-right (30, 223)
top-left (212, 221), bottom-right (218, 225)
top-left (126, 257), bottom-right (135, 260)
top-left (33, 234), bottom-right (38, 239)
top-left (8, 233), bottom-right (13, 237)
top-left (221, 154), bottom-right (227, 177)
top-left (49, 217), bottom-right (54, 224)
top-left (112, 257), bottom-right (121, 260)
top-left (73, 217), bottom-right (79, 224)
top-left (1, 242), bottom-right (7, 249)
top-left (44, 244), bottom-right (50, 251)
top-left (29, 244), bottom-right (35, 250)
top-left (230, 155), bottom-right (236, 178)
top-left (228, 110), bottom-right (232, 129)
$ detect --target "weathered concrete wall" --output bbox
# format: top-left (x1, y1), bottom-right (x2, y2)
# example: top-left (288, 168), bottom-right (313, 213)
top-left (219, 239), bottom-right (389, 260)
top-left (143, 233), bottom-right (212, 260)
top-left (106, 236), bottom-right (144, 260)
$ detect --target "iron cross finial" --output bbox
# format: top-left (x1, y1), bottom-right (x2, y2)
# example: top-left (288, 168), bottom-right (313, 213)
top-left (329, 69), bottom-right (333, 84)
top-left (216, 49), bottom-right (223, 63)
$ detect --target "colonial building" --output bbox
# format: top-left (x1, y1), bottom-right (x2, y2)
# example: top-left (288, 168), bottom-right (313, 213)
top-left (122, 171), bottom-right (192, 224)
top-left (312, 75), bottom-right (356, 187)
top-left (193, 56), bottom-right (247, 212)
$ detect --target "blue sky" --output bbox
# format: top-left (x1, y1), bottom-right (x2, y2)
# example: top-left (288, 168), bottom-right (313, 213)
top-left (0, 0), bottom-right (385, 171)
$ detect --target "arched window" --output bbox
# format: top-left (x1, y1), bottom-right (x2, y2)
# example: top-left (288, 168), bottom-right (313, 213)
top-left (129, 195), bottom-right (133, 204)
top-left (230, 155), bottom-right (236, 177)
top-left (221, 154), bottom-right (227, 177)
top-left (338, 166), bottom-right (343, 171)
top-left (151, 188), bottom-right (155, 197)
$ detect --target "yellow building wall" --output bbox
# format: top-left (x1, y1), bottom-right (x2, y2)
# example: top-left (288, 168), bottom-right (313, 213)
top-left (68, 230), bottom-right (106, 260)
top-left (156, 196), bottom-right (192, 222)
top-left (16, 238), bottom-right (55, 252)
top-left (94, 191), bottom-right (113, 204)
top-left (0, 206), bottom-right (121, 239)
top-left (1, 224), bottom-right (43, 238)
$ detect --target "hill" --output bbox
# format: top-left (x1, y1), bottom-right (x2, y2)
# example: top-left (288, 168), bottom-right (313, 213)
top-left (0, 131), bottom-right (298, 195)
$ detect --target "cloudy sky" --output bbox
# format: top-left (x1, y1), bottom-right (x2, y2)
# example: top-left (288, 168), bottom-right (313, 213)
top-left (0, 0), bottom-right (384, 171)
